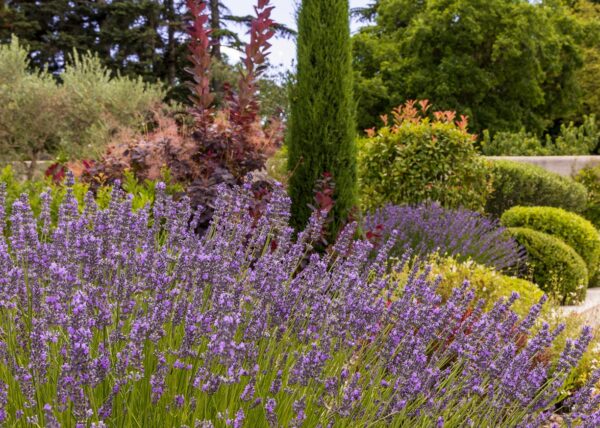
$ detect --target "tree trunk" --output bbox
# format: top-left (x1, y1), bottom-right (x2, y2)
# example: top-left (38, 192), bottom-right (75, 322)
top-left (26, 149), bottom-right (38, 181)
top-left (165, 0), bottom-right (177, 86)
top-left (210, 0), bottom-right (221, 60)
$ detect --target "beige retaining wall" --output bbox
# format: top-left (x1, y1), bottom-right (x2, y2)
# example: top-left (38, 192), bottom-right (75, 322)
top-left (486, 156), bottom-right (600, 177)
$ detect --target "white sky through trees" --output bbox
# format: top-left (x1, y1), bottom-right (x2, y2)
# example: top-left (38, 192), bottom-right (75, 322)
top-left (223, 0), bottom-right (371, 70)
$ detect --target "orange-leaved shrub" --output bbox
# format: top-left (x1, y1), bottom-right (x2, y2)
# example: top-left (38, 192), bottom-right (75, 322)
top-left (358, 100), bottom-right (491, 212)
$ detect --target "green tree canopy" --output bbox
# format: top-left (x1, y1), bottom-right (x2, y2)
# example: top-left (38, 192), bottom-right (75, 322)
top-left (0, 1), bottom-right (294, 102)
top-left (353, 0), bottom-right (585, 135)
top-left (569, 0), bottom-right (600, 122)
top-left (0, 0), bottom-right (188, 90)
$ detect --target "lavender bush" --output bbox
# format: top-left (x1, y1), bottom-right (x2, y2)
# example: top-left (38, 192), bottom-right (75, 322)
top-left (364, 203), bottom-right (525, 272)
top-left (0, 179), bottom-right (597, 426)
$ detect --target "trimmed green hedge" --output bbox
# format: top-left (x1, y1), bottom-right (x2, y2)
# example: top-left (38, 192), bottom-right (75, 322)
top-left (501, 206), bottom-right (600, 280)
top-left (486, 160), bottom-right (588, 217)
top-left (508, 227), bottom-right (588, 305)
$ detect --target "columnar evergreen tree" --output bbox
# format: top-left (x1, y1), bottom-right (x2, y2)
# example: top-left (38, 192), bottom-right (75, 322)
top-left (288, 0), bottom-right (357, 234)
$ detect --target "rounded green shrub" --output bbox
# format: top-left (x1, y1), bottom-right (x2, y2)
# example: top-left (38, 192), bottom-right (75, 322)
top-left (501, 206), bottom-right (600, 279)
top-left (507, 227), bottom-right (588, 305)
top-left (359, 103), bottom-right (491, 212)
top-left (485, 160), bottom-right (588, 217)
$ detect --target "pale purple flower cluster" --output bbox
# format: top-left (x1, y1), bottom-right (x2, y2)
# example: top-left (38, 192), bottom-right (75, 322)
top-left (364, 203), bottom-right (525, 271)
top-left (0, 180), bottom-right (596, 426)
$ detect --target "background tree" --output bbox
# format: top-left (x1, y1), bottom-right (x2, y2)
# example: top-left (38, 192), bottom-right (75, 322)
top-left (0, 37), bottom-right (165, 175)
top-left (353, 0), bottom-right (584, 135)
top-left (569, 0), bottom-right (600, 122)
top-left (0, 0), bottom-right (108, 73)
top-left (0, 0), bottom-right (293, 104)
top-left (288, 0), bottom-right (357, 235)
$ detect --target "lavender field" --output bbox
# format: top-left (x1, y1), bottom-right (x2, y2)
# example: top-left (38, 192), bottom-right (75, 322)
top-left (1, 0), bottom-right (600, 426)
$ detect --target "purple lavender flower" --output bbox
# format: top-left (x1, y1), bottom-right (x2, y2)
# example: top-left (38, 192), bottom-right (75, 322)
top-left (0, 177), bottom-right (594, 426)
top-left (233, 408), bottom-right (244, 428)
top-left (364, 203), bottom-right (525, 271)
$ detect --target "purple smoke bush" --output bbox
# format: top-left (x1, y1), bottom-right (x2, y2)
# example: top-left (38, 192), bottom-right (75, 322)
top-left (0, 178), bottom-right (597, 426)
top-left (364, 203), bottom-right (525, 271)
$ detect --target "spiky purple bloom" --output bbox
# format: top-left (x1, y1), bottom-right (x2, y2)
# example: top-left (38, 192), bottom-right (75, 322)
top-left (0, 178), bottom-right (595, 425)
top-left (364, 203), bottom-right (525, 271)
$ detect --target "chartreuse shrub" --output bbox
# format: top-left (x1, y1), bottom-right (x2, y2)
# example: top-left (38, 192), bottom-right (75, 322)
top-left (266, 145), bottom-right (289, 185)
top-left (507, 227), bottom-right (588, 305)
top-left (393, 257), bottom-right (599, 394)
top-left (431, 258), bottom-right (545, 317)
top-left (481, 129), bottom-right (551, 156)
top-left (485, 160), bottom-right (588, 217)
top-left (288, 0), bottom-right (357, 234)
top-left (392, 257), bottom-right (544, 318)
top-left (575, 164), bottom-right (600, 228)
top-left (501, 206), bottom-right (600, 279)
top-left (0, 180), bottom-right (598, 426)
top-left (359, 102), bottom-right (491, 212)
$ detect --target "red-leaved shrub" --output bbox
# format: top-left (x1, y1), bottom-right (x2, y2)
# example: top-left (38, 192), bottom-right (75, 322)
top-left (85, 0), bottom-right (284, 227)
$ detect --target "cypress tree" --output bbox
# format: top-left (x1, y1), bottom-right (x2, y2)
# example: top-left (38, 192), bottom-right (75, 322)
top-left (288, 0), bottom-right (357, 234)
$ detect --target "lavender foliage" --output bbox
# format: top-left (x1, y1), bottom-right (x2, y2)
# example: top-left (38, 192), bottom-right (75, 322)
top-left (0, 181), bottom-right (596, 426)
top-left (364, 203), bottom-right (525, 271)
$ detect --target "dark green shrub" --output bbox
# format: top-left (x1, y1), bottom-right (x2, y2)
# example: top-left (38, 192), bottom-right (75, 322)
top-left (501, 206), bottom-right (600, 280)
top-left (508, 227), bottom-right (588, 305)
top-left (359, 102), bottom-right (491, 212)
top-left (288, 0), bottom-right (357, 234)
top-left (485, 160), bottom-right (588, 216)
top-left (575, 164), bottom-right (600, 228)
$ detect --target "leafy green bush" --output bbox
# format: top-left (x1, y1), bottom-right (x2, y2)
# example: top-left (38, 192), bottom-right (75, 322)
top-left (359, 102), bottom-right (491, 212)
top-left (507, 227), bottom-right (588, 305)
top-left (485, 160), bottom-right (588, 216)
top-left (552, 115), bottom-right (600, 155)
top-left (575, 163), bottom-right (600, 228)
top-left (0, 37), bottom-right (165, 175)
top-left (481, 115), bottom-right (600, 156)
top-left (501, 206), bottom-right (600, 280)
top-left (481, 129), bottom-right (551, 156)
